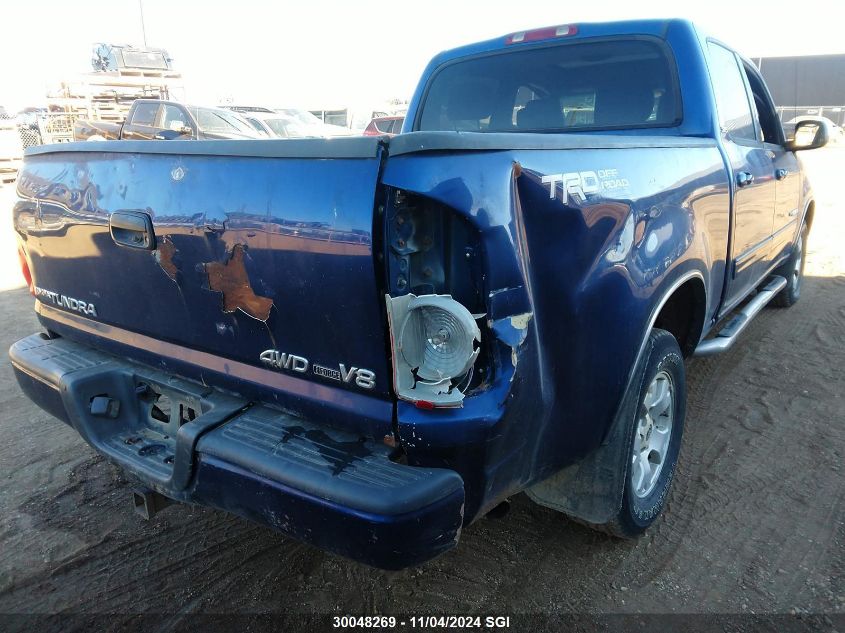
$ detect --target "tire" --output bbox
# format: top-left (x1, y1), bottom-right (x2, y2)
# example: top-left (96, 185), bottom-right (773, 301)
top-left (600, 328), bottom-right (687, 538)
top-left (772, 222), bottom-right (808, 308)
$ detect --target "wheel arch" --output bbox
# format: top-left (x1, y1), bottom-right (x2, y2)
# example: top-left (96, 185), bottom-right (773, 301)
top-left (525, 268), bottom-right (705, 525)
top-left (615, 268), bottom-right (706, 439)
top-left (652, 275), bottom-right (708, 358)
top-left (803, 198), bottom-right (815, 232)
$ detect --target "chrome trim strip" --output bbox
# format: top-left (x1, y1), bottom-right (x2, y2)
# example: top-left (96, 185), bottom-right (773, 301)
top-left (735, 218), bottom-right (797, 265)
top-left (772, 217), bottom-right (798, 238)
top-left (735, 236), bottom-right (770, 265)
top-left (35, 302), bottom-right (389, 416)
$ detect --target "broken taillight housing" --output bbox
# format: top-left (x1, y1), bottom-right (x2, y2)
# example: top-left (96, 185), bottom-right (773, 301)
top-left (18, 245), bottom-right (34, 295)
top-left (384, 188), bottom-right (490, 407)
top-left (386, 293), bottom-right (481, 408)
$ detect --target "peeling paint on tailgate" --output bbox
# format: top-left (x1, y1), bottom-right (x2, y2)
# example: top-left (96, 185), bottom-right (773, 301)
top-left (204, 244), bottom-right (274, 321)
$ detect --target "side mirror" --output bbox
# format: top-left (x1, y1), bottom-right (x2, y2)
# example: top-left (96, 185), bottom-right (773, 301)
top-left (787, 120), bottom-right (829, 151)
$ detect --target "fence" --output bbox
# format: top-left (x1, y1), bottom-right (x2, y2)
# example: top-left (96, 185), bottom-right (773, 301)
top-left (0, 114), bottom-right (23, 184)
top-left (776, 106), bottom-right (845, 126)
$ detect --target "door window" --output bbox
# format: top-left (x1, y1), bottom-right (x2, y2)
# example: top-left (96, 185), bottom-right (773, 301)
top-left (707, 43), bottom-right (757, 141)
top-left (743, 65), bottom-right (784, 144)
top-left (130, 102), bottom-right (160, 127)
top-left (160, 104), bottom-right (188, 132)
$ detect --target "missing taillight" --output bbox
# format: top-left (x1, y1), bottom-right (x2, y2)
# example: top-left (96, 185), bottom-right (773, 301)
top-left (385, 189), bottom-right (484, 312)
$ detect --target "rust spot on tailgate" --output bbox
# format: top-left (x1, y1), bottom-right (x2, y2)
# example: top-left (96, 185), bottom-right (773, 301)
top-left (204, 244), bottom-right (273, 321)
top-left (153, 235), bottom-right (179, 281)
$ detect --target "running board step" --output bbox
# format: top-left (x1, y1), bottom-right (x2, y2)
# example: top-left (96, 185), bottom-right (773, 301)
top-left (694, 276), bottom-right (787, 357)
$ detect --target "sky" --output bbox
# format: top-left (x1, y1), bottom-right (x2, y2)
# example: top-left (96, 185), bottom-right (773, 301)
top-left (1, 0), bottom-right (844, 112)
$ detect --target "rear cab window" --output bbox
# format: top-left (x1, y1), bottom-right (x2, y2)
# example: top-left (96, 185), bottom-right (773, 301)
top-left (417, 38), bottom-right (681, 133)
top-left (129, 102), bottom-right (160, 127)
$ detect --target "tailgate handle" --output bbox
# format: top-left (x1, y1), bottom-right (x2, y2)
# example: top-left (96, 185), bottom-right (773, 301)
top-left (110, 211), bottom-right (155, 250)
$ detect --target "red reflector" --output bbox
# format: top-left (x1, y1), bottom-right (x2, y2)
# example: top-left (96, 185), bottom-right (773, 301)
top-left (17, 246), bottom-right (34, 295)
top-left (414, 400), bottom-right (436, 410)
top-left (506, 24), bottom-right (577, 45)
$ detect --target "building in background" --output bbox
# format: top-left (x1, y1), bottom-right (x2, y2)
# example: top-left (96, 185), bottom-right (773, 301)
top-left (754, 54), bottom-right (845, 125)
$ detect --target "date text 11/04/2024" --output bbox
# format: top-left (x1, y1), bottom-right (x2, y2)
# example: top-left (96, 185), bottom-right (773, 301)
top-left (332, 616), bottom-right (511, 628)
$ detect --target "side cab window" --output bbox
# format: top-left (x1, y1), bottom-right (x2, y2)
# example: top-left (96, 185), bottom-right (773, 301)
top-left (741, 63), bottom-right (785, 145)
top-left (707, 42), bottom-right (757, 142)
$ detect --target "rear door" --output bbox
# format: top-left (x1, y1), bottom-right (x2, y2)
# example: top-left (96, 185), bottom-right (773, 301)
top-left (707, 42), bottom-right (778, 311)
top-left (741, 62), bottom-right (801, 263)
top-left (15, 139), bottom-right (393, 423)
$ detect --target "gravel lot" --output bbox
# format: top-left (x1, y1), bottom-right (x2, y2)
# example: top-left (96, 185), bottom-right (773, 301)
top-left (0, 150), bottom-right (842, 627)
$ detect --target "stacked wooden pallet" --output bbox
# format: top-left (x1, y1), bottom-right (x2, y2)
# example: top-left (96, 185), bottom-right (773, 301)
top-left (46, 68), bottom-right (184, 123)
top-left (38, 113), bottom-right (78, 144)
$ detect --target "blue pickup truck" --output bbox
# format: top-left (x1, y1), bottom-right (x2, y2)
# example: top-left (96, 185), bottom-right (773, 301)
top-left (9, 19), bottom-right (828, 569)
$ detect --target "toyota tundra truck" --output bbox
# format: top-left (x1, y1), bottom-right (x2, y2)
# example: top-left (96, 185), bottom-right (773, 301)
top-left (9, 19), bottom-right (828, 569)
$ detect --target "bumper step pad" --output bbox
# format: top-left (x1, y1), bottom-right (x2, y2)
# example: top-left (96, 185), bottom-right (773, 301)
top-left (10, 333), bottom-right (465, 568)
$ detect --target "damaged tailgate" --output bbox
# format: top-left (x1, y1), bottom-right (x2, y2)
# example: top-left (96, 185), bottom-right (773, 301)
top-left (14, 138), bottom-right (393, 431)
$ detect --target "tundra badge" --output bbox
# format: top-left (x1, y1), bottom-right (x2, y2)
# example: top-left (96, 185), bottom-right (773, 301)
top-left (34, 287), bottom-right (98, 317)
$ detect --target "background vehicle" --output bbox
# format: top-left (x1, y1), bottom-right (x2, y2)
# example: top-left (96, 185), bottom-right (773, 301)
top-left (10, 19), bottom-right (826, 569)
top-left (73, 99), bottom-right (261, 141)
top-left (226, 106), bottom-right (353, 138)
top-left (310, 106), bottom-right (392, 132)
top-left (362, 116), bottom-right (404, 136)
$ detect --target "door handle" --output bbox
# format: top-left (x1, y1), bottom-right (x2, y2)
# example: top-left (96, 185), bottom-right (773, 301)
top-left (775, 168), bottom-right (789, 180)
top-left (736, 171), bottom-right (754, 188)
top-left (110, 211), bottom-right (156, 250)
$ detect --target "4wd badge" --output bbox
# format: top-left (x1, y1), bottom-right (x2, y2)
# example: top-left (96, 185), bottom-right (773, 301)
top-left (260, 349), bottom-right (375, 390)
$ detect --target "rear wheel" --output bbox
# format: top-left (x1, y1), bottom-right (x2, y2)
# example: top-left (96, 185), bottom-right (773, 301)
top-left (772, 222), bottom-right (808, 308)
top-left (599, 328), bottom-right (686, 537)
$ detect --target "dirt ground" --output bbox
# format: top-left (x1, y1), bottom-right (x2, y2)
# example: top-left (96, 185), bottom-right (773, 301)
top-left (0, 150), bottom-right (842, 625)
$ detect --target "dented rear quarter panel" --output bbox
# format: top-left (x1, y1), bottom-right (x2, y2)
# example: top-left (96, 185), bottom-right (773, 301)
top-left (382, 139), bottom-right (729, 519)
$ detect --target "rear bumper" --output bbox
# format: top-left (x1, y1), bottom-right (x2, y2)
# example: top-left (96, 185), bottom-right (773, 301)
top-left (9, 333), bottom-right (464, 570)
